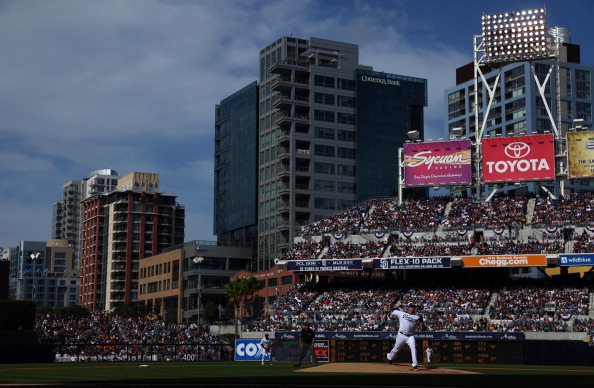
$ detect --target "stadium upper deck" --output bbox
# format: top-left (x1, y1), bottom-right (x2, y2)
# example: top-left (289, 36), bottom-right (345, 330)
top-left (279, 194), bottom-right (594, 261)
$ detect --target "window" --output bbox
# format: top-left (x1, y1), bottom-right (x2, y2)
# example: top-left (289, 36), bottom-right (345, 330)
top-left (576, 70), bottom-right (591, 99)
top-left (337, 181), bottom-right (355, 194)
top-left (536, 97), bottom-right (551, 116)
top-left (337, 130), bottom-right (355, 142)
top-left (314, 75), bottom-right (335, 88)
top-left (505, 98), bottom-right (526, 121)
top-left (486, 128), bottom-right (501, 138)
top-left (314, 197), bottom-right (335, 210)
top-left (536, 119), bottom-right (551, 132)
top-left (337, 95), bottom-right (355, 107)
top-left (281, 275), bottom-right (292, 285)
top-left (314, 92), bottom-right (335, 105)
top-left (486, 107), bottom-right (502, 127)
top-left (314, 127), bottom-right (335, 139)
top-left (337, 147), bottom-right (356, 159)
top-left (54, 252), bottom-right (66, 258)
top-left (314, 179), bottom-right (336, 192)
top-left (506, 120), bottom-right (526, 136)
top-left (314, 144), bottom-right (335, 157)
top-left (337, 164), bottom-right (356, 176)
top-left (337, 199), bottom-right (355, 210)
top-left (337, 78), bottom-right (355, 91)
top-left (505, 66), bottom-right (526, 99)
top-left (314, 162), bottom-right (335, 175)
top-left (337, 113), bottom-right (356, 125)
top-left (576, 102), bottom-right (592, 122)
top-left (268, 278), bottom-right (278, 287)
top-left (314, 110), bottom-right (335, 122)
top-left (448, 90), bottom-right (465, 120)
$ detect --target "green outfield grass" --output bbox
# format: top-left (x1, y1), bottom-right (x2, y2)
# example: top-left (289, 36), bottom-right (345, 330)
top-left (1, 362), bottom-right (594, 388)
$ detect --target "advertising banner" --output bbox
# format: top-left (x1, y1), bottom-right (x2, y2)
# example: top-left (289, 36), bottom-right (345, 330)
top-left (372, 257), bottom-right (451, 269)
top-left (286, 259), bottom-right (363, 272)
top-left (482, 134), bottom-right (555, 182)
top-left (234, 339), bottom-right (268, 361)
top-left (403, 140), bottom-right (472, 187)
top-left (462, 254), bottom-right (547, 268)
top-left (567, 131), bottom-right (594, 178)
top-left (274, 332), bottom-right (523, 341)
top-left (559, 253), bottom-right (594, 266)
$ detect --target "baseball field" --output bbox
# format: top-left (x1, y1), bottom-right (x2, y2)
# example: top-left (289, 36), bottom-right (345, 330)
top-left (1, 362), bottom-right (594, 388)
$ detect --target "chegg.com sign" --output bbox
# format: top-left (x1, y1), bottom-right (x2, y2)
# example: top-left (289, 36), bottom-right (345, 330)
top-left (462, 254), bottom-right (547, 268)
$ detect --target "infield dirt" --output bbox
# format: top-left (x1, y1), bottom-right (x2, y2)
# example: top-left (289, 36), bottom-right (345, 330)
top-left (296, 363), bottom-right (479, 374)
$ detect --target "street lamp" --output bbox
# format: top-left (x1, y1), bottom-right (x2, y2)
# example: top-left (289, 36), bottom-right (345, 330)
top-left (30, 252), bottom-right (41, 306)
top-left (192, 256), bottom-right (204, 325)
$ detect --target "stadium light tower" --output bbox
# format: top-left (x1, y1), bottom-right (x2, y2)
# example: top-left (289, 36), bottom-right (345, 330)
top-left (473, 6), bottom-right (558, 200)
top-left (193, 256), bottom-right (204, 324)
top-left (482, 8), bottom-right (550, 65)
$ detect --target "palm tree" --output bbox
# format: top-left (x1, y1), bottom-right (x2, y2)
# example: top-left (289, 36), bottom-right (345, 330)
top-left (243, 276), bottom-right (261, 318)
top-left (224, 277), bottom-right (246, 337)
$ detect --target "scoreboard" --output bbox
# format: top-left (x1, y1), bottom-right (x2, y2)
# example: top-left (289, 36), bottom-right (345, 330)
top-left (330, 340), bottom-right (523, 364)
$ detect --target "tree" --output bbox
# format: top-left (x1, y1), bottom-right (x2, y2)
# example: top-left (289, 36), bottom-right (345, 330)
top-left (243, 276), bottom-right (261, 318)
top-left (224, 277), bottom-right (246, 337)
top-left (203, 301), bottom-right (218, 323)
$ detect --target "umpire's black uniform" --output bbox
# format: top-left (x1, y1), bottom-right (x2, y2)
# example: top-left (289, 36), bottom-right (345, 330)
top-left (294, 322), bottom-right (318, 366)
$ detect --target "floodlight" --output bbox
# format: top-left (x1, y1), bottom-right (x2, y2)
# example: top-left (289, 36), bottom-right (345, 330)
top-left (451, 127), bottom-right (464, 137)
top-left (573, 118), bottom-right (584, 129)
top-left (407, 130), bottom-right (420, 141)
top-left (482, 7), bottom-right (553, 64)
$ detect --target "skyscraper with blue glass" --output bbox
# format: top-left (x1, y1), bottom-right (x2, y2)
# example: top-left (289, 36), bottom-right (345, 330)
top-left (215, 37), bottom-right (427, 270)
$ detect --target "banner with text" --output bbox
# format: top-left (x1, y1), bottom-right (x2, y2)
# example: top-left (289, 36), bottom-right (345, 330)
top-left (286, 259), bottom-right (363, 272)
top-left (403, 140), bottom-right (472, 187)
top-left (482, 134), bottom-right (555, 182)
top-left (275, 332), bottom-right (524, 341)
top-left (372, 257), bottom-right (451, 269)
top-left (567, 131), bottom-right (594, 178)
top-left (559, 253), bottom-right (594, 266)
top-left (462, 254), bottom-right (547, 268)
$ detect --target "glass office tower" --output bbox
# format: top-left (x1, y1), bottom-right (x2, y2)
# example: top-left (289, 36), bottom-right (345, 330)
top-left (216, 36), bottom-right (428, 270)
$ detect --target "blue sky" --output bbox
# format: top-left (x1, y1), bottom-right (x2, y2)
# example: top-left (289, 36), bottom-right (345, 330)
top-left (1, 0), bottom-right (593, 249)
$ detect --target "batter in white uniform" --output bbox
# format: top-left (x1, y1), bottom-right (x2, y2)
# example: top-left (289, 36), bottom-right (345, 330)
top-left (386, 302), bottom-right (424, 371)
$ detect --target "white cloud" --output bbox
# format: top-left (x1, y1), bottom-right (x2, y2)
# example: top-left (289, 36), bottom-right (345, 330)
top-left (0, 0), bottom-right (487, 247)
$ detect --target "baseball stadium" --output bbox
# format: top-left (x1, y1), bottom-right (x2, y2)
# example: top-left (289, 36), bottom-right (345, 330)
top-left (4, 5), bottom-right (594, 388)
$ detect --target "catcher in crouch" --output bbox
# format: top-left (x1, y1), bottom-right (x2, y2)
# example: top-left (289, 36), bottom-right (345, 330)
top-left (259, 333), bottom-right (273, 365)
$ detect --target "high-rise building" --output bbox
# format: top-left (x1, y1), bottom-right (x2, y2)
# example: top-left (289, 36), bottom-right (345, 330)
top-left (7, 240), bottom-right (78, 309)
top-left (79, 172), bottom-right (185, 312)
top-left (215, 36), bottom-right (427, 270)
top-left (52, 169), bottom-right (119, 270)
top-left (445, 24), bottom-right (593, 198)
top-left (214, 81), bottom-right (258, 250)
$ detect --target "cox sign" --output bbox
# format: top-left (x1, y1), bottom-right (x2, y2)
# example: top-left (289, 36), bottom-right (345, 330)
top-left (235, 340), bottom-right (265, 361)
top-left (482, 134), bottom-right (555, 182)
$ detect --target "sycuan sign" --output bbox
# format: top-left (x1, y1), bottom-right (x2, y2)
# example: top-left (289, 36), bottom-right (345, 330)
top-left (403, 140), bottom-right (472, 187)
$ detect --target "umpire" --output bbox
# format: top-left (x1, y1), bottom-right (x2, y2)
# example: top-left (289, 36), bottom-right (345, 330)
top-left (294, 322), bottom-right (318, 366)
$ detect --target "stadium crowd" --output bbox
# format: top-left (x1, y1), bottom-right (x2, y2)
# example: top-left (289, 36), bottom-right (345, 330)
top-left (242, 280), bottom-right (593, 335)
top-left (36, 315), bottom-right (231, 362)
top-left (532, 193), bottom-right (594, 227)
top-left (440, 196), bottom-right (528, 230)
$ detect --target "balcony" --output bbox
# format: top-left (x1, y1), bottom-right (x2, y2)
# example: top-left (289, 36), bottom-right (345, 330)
top-left (270, 75), bottom-right (309, 94)
top-left (273, 94), bottom-right (310, 110)
top-left (269, 59), bottom-right (309, 76)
